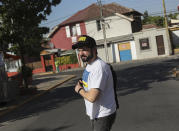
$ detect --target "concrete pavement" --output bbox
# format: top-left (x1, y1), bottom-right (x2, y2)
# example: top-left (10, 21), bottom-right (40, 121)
top-left (0, 54), bottom-right (179, 130)
top-left (0, 54), bottom-right (179, 121)
top-left (0, 73), bottom-right (76, 117)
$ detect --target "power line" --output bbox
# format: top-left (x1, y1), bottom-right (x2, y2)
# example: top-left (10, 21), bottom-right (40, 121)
top-left (42, 8), bottom-right (178, 31)
top-left (41, 14), bottom-right (74, 26)
top-left (41, 1), bottom-right (178, 28)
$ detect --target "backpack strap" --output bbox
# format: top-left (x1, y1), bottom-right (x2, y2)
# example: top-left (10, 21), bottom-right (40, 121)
top-left (108, 64), bottom-right (119, 109)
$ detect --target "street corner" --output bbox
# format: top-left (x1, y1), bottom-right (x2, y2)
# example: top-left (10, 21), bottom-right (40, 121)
top-left (46, 75), bottom-right (76, 90)
top-left (0, 74), bottom-right (76, 118)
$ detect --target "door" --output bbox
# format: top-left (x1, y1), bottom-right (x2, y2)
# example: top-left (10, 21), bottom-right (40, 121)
top-left (118, 43), bottom-right (132, 61)
top-left (156, 35), bottom-right (165, 55)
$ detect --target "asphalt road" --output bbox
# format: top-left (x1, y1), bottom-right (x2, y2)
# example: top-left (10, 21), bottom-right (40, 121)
top-left (0, 56), bottom-right (179, 131)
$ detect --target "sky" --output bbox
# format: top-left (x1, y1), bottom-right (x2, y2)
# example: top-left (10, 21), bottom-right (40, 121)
top-left (41, 0), bottom-right (179, 30)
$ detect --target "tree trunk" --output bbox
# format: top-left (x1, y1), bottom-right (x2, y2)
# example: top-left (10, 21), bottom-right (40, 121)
top-left (19, 43), bottom-right (28, 88)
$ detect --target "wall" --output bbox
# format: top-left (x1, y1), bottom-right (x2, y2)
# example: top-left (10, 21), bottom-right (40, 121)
top-left (133, 28), bottom-right (170, 60)
top-left (50, 23), bottom-right (87, 50)
top-left (97, 45), bottom-right (113, 63)
top-left (171, 30), bottom-right (179, 48)
top-left (110, 40), bottom-right (136, 63)
top-left (97, 40), bottom-right (137, 63)
top-left (50, 26), bottom-right (73, 50)
top-left (85, 15), bottom-right (132, 41)
top-left (85, 15), bottom-right (133, 63)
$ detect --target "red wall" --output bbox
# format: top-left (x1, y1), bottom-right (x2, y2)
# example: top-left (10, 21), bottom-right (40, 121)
top-left (50, 23), bottom-right (87, 50)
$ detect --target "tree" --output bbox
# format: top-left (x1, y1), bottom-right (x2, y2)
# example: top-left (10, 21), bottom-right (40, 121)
top-left (168, 13), bottom-right (178, 19)
top-left (0, 0), bottom-right (62, 88)
top-left (142, 10), bottom-right (178, 27)
top-left (142, 11), bottom-right (165, 27)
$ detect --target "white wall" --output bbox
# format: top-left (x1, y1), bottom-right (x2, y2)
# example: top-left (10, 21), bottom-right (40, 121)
top-left (97, 45), bottom-right (113, 63)
top-left (85, 15), bottom-right (133, 63)
top-left (171, 30), bottom-right (179, 47)
top-left (85, 16), bottom-right (132, 41)
top-left (133, 28), bottom-right (170, 60)
top-left (111, 44), bottom-right (120, 63)
top-left (130, 41), bottom-right (137, 60)
top-left (5, 60), bottom-right (21, 72)
top-left (98, 40), bottom-right (137, 63)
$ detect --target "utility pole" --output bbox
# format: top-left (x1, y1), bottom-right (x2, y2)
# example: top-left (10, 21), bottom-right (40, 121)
top-left (97, 0), bottom-right (109, 62)
top-left (162, 0), bottom-right (172, 55)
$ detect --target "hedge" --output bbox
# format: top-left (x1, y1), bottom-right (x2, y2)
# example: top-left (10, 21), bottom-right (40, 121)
top-left (55, 54), bottom-right (78, 65)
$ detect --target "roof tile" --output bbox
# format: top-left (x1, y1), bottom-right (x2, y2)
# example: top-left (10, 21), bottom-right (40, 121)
top-left (59, 2), bottom-right (140, 26)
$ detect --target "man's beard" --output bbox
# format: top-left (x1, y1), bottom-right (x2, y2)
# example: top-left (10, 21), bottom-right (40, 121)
top-left (81, 53), bottom-right (93, 62)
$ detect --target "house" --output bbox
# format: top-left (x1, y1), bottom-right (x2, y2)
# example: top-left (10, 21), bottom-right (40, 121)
top-left (169, 19), bottom-right (179, 54)
top-left (133, 27), bottom-right (171, 60)
top-left (0, 51), bottom-right (19, 102)
top-left (3, 53), bottom-right (22, 77)
top-left (47, 2), bottom-right (172, 65)
top-left (47, 2), bottom-right (143, 64)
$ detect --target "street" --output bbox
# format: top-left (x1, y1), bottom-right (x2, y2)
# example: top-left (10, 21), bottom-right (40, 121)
top-left (0, 56), bottom-right (179, 131)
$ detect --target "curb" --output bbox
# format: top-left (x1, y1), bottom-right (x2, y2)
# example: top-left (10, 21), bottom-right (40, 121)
top-left (0, 75), bottom-right (76, 118)
top-left (33, 71), bottom-right (54, 76)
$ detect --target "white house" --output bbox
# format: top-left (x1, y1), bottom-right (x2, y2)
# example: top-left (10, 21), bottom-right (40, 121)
top-left (47, 2), bottom-right (172, 66)
top-left (133, 27), bottom-right (171, 59)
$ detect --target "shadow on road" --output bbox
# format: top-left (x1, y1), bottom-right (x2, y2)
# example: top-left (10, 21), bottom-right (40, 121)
top-left (116, 59), bottom-right (179, 96)
top-left (0, 58), bottom-right (178, 126)
top-left (21, 125), bottom-right (73, 131)
top-left (0, 77), bottom-right (81, 124)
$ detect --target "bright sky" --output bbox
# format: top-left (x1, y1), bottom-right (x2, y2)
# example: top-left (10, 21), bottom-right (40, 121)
top-left (41, 0), bottom-right (179, 30)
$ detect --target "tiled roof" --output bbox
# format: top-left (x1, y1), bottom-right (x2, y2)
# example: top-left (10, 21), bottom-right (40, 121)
top-left (59, 2), bottom-right (140, 26)
top-left (142, 24), bottom-right (159, 30)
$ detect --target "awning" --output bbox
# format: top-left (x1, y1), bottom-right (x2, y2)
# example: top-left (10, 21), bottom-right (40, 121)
top-left (4, 53), bottom-right (21, 60)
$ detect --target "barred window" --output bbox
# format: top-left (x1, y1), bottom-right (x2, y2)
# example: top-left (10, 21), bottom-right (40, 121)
top-left (139, 38), bottom-right (150, 50)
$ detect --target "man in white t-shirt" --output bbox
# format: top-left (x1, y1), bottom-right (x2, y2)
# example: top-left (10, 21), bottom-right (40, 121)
top-left (72, 35), bottom-right (118, 131)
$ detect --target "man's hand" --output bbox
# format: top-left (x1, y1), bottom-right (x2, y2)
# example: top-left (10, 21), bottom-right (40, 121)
top-left (74, 80), bottom-right (100, 103)
top-left (75, 80), bottom-right (83, 93)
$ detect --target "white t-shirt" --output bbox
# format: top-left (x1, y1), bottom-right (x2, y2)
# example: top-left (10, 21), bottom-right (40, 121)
top-left (82, 58), bottom-right (116, 120)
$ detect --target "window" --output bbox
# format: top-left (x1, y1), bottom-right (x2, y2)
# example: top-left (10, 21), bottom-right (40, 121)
top-left (65, 24), bottom-right (81, 37)
top-left (96, 20), bottom-right (101, 31)
top-left (70, 25), bottom-right (77, 36)
top-left (139, 38), bottom-right (150, 50)
top-left (4, 60), bottom-right (18, 70)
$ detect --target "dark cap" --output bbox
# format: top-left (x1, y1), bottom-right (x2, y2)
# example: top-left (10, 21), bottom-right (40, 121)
top-left (72, 35), bottom-right (96, 49)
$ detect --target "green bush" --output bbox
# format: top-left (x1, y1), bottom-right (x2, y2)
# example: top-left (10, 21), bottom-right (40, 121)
top-left (55, 54), bottom-right (78, 65)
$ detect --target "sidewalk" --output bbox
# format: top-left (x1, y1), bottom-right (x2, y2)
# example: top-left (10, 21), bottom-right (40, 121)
top-left (0, 73), bottom-right (76, 117)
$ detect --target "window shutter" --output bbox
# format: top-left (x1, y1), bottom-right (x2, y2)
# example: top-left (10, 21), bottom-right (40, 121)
top-left (76, 24), bottom-right (81, 36)
top-left (65, 26), bottom-right (71, 37)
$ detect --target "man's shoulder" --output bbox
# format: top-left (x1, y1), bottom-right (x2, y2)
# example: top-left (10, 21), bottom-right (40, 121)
top-left (95, 58), bottom-right (108, 66)
top-left (93, 58), bottom-right (110, 74)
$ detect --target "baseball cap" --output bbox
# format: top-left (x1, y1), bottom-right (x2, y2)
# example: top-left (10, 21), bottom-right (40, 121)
top-left (72, 35), bottom-right (96, 49)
